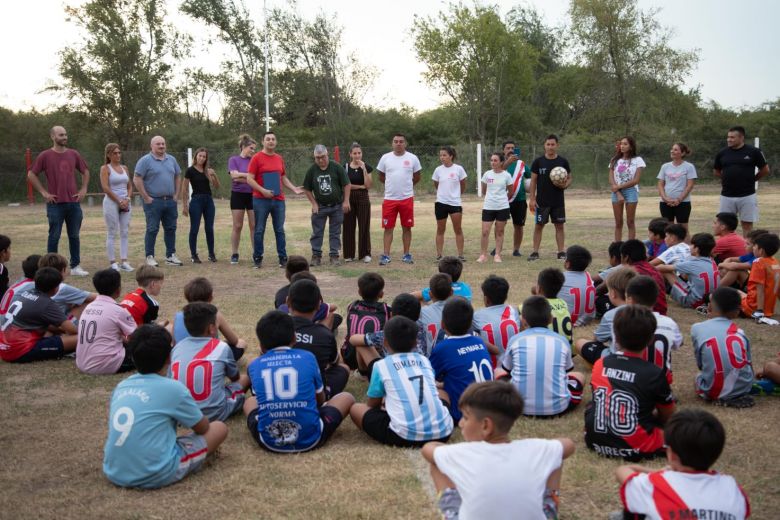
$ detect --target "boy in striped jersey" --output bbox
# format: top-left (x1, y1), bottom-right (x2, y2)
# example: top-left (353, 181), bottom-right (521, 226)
top-left (502, 296), bottom-right (584, 417)
top-left (692, 287), bottom-right (754, 407)
top-left (472, 275), bottom-right (519, 365)
top-left (616, 409), bottom-right (749, 520)
top-left (350, 316), bottom-right (453, 447)
top-left (658, 233), bottom-right (718, 310)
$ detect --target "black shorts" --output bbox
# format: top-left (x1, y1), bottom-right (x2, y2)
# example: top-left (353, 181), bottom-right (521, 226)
top-left (659, 201), bottom-right (691, 224)
top-left (509, 199), bottom-right (528, 226)
top-left (434, 202), bottom-right (463, 220)
top-left (361, 408), bottom-right (450, 448)
top-left (358, 357), bottom-right (381, 379)
top-left (580, 341), bottom-right (609, 365)
top-left (13, 336), bottom-right (64, 363)
top-left (116, 346), bottom-right (135, 373)
top-left (246, 404), bottom-right (343, 452)
top-left (535, 205), bottom-right (566, 224)
top-left (324, 364), bottom-right (349, 398)
top-left (230, 191), bottom-right (254, 210)
top-left (481, 208), bottom-right (510, 222)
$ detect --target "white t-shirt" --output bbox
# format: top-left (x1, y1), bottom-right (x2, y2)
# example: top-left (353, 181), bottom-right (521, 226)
top-left (481, 170), bottom-right (512, 210)
top-left (613, 157), bottom-right (646, 185)
top-left (656, 242), bottom-right (691, 265)
top-left (377, 151), bottom-right (422, 201)
top-left (433, 439), bottom-right (564, 520)
top-left (432, 164), bottom-right (467, 206)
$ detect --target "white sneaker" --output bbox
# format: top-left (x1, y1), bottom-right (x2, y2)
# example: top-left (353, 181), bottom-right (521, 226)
top-left (165, 254), bottom-right (183, 266)
top-left (146, 255), bottom-right (159, 267)
top-left (70, 265), bottom-right (89, 277)
top-left (362, 255), bottom-right (372, 263)
top-left (119, 262), bottom-right (134, 272)
top-left (110, 262), bottom-right (120, 272)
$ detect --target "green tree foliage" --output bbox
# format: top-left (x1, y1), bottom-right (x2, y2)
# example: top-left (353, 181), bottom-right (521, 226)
top-left (57, 0), bottom-right (186, 149)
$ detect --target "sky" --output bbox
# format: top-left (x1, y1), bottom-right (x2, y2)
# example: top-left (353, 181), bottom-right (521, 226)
top-left (2, 0), bottom-right (779, 115)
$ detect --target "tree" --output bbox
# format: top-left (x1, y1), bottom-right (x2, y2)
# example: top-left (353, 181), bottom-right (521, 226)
top-left (568, 0), bottom-right (699, 135)
top-left (412, 3), bottom-right (537, 144)
top-left (57, 0), bottom-right (186, 148)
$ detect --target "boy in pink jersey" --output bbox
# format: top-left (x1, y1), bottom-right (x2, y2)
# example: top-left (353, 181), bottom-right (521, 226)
top-left (76, 269), bottom-right (137, 374)
top-left (616, 409), bottom-right (749, 520)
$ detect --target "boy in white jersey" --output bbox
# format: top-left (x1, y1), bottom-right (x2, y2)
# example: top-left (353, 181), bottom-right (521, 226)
top-left (423, 382), bottom-right (575, 520)
top-left (692, 287), bottom-right (754, 407)
top-left (649, 223), bottom-right (690, 267)
top-left (350, 316), bottom-right (453, 447)
top-left (171, 303), bottom-right (249, 421)
top-left (420, 273), bottom-right (453, 356)
top-left (658, 233), bottom-right (718, 309)
top-left (616, 409), bottom-right (749, 520)
top-left (556, 245), bottom-right (596, 326)
top-left (103, 325), bottom-right (227, 488)
top-left (472, 275), bottom-right (519, 365)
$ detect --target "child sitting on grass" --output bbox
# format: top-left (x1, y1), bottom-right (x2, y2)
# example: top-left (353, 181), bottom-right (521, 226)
top-left (244, 310), bottom-right (354, 453)
top-left (121, 264), bottom-right (165, 326)
top-left (616, 409), bottom-right (749, 520)
top-left (274, 255), bottom-right (309, 308)
top-left (0, 254), bottom-right (40, 318)
top-left (502, 296), bottom-right (584, 418)
top-left (171, 302), bottom-right (249, 421)
top-left (350, 316), bottom-right (453, 448)
top-left (39, 253), bottom-right (96, 318)
top-left (693, 287), bottom-right (754, 408)
top-left (644, 218), bottom-right (669, 260)
top-left (422, 381), bottom-right (575, 520)
top-left (658, 233), bottom-right (718, 310)
top-left (413, 255), bottom-right (473, 302)
top-left (76, 269), bottom-right (137, 374)
top-left (649, 223), bottom-right (690, 267)
top-left (278, 271), bottom-right (342, 331)
top-left (593, 241), bottom-right (624, 318)
top-left (472, 275), bottom-right (519, 364)
top-left (712, 212), bottom-right (746, 263)
top-left (531, 267), bottom-right (573, 347)
top-left (430, 297), bottom-right (493, 422)
top-left (739, 232), bottom-right (780, 321)
top-left (103, 324), bottom-right (227, 488)
top-left (420, 273), bottom-right (454, 356)
top-left (341, 272), bottom-right (390, 370)
top-left (556, 245), bottom-right (596, 326)
top-left (718, 228), bottom-right (767, 290)
top-left (168, 276), bottom-right (246, 360)
top-left (621, 239), bottom-right (667, 315)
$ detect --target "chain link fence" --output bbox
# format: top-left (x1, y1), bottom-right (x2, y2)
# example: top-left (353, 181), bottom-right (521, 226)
top-left (1, 140), bottom-right (775, 203)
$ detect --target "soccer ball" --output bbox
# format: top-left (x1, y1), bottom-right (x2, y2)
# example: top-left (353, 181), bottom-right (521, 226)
top-left (524, 178), bottom-right (532, 193)
top-left (550, 166), bottom-right (568, 188)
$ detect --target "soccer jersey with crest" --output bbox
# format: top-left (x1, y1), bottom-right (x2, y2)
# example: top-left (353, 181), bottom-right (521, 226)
top-left (0, 287), bottom-right (67, 361)
top-left (248, 347), bottom-right (324, 452)
top-left (430, 334), bottom-right (493, 422)
top-left (342, 300), bottom-right (391, 365)
top-left (420, 300), bottom-right (447, 356)
top-left (585, 353), bottom-right (674, 460)
top-left (367, 352), bottom-right (453, 441)
top-left (502, 327), bottom-right (574, 416)
top-left (692, 318), bottom-right (753, 401)
top-left (671, 257), bottom-right (719, 308)
top-left (0, 277), bottom-right (32, 317)
top-left (120, 288), bottom-right (159, 325)
top-left (170, 337), bottom-right (242, 421)
top-left (621, 470), bottom-right (750, 520)
top-left (472, 304), bottom-right (520, 363)
top-left (557, 271), bottom-right (596, 326)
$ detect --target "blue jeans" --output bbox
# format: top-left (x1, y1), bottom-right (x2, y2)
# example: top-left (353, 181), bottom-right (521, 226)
top-left (188, 194), bottom-right (215, 257)
top-left (143, 197), bottom-right (178, 257)
top-left (252, 198), bottom-right (286, 261)
top-left (46, 202), bottom-right (83, 268)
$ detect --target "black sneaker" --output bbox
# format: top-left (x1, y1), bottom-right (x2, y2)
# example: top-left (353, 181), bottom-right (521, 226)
top-left (557, 251), bottom-right (567, 260)
top-left (253, 257), bottom-right (263, 269)
top-left (191, 254), bottom-right (202, 264)
top-left (490, 248), bottom-right (496, 256)
top-left (513, 249), bottom-right (522, 257)
top-left (230, 254), bottom-right (239, 265)
top-left (528, 252), bottom-right (540, 261)
top-left (279, 257), bottom-right (288, 268)
top-left (208, 254), bottom-right (217, 263)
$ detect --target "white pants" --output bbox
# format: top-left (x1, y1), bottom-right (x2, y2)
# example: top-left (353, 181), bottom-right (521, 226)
top-left (103, 197), bottom-right (131, 261)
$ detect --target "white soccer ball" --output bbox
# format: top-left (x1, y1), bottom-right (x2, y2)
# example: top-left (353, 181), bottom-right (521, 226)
top-left (550, 166), bottom-right (568, 188)
top-left (524, 178), bottom-right (532, 193)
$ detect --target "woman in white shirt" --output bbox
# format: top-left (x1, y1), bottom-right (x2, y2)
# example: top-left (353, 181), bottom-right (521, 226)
top-left (100, 143), bottom-right (133, 272)
top-left (478, 153), bottom-right (514, 263)
top-left (609, 136), bottom-right (645, 241)
top-left (432, 146), bottom-right (468, 260)
top-left (657, 142), bottom-right (697, 236)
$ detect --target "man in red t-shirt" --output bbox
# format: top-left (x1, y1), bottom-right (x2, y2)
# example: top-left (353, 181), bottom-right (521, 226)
top-left (27, 126), bottom-right (90, 277)
top-left (621, 239), bottom-right (667, 315)
top-left (712, 212), bottom-right (747, 263)
top-left (246, 131), bottom-right (303, 269)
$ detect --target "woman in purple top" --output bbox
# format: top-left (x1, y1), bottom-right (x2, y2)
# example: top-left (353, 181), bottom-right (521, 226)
top-left (227, 134), bottom-right (257, 264)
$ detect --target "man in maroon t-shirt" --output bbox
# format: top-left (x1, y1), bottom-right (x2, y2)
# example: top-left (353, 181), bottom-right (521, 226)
top-left (27, 126), bottom-right (90, 277)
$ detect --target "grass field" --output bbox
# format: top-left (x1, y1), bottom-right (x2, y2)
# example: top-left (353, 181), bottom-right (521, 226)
top-left (1, 184), bottom-right (779, 519)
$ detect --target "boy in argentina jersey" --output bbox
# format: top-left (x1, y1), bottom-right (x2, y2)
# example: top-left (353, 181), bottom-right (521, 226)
top-left (431, 298), bottom-right (493, 422)
top-left (585, 305), bottom-right (675, 461)
top-left (502, 296), bottom-right (584, 417)
top-left (658, 233), bottom-right (718, 309)
top-left (244, 310), bottom-right (354, 453)
top-left (616, 409), bottom-right (750, 520)
top-left (170, 303), bottom-right (249, 421)
top-left (472, 275), bottom-right (519, 366)
top-left (692, 287), bottom-right (754, 406)
top-left (420, 273), bottom-right (453, 356)
top-left (350, 316), bottom-right (453, 447)
top-left (556, 246), bottom-right (596, 326)
top-left (103, 325), bottom-right (227, 488)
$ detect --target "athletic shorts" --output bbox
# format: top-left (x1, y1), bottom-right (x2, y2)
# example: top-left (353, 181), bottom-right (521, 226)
top-left (535, 205), bottom-right (566, 224)
top-left (358, 357), bottom-right (381, 379)
top-left (324, 364), bottom-right (349, 398)
top-left (246, 405), bottom-right (343, 452)
top-left (230, 191), bottom-right (254, 211)
top-left (361, 407), bottom-right (450, 448)
top-left (382, 197), bottom-right (414, 229)
top-left (210, 382), bottom-right (246, 422)
top-left (659, 201), bottom-right (692, 224)
top-left (434, 202), bottom-right (462, 220)
top-left (580, 340), bottom-right (610, 365)
top-left (719, 194), bottom-right (758, 223)
top-left (523, 375), bottom-right (584, 419)
top-left (116, 346), bottom-right (135, 373)
top-left (611, 186), bottom-right (639, 204)
top-left (670, 280), bottom-right (702, 309)
top-left (509, 199), bottom-right (528, 226)
top-left (164, 432), bottom-right (208, 486)
top-left (481, 208), bottom-right (510, 222)
top-left (12, 336), bottom-right (64, 363)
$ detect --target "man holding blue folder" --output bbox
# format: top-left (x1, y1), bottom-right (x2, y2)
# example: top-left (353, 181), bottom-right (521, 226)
top-left (246, 131), bottom-right (303, 268)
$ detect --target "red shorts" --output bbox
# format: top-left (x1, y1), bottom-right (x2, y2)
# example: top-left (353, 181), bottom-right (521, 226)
top-left (382, 197), bottom-right (414, 229)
